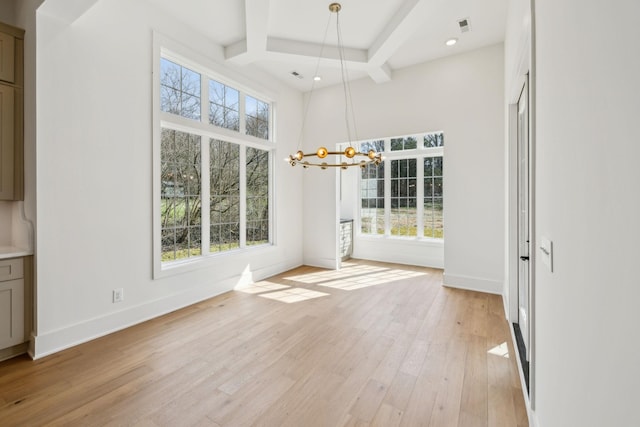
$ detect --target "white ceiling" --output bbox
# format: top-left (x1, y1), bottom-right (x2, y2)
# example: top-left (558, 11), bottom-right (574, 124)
top-left (146, 0), bottom-right (508, 91)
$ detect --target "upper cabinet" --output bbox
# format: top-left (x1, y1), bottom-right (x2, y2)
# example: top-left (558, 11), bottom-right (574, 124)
top-left (0, 32), bottom-right (16, 84)
top-left (0, 22), bottom-right (23, 201)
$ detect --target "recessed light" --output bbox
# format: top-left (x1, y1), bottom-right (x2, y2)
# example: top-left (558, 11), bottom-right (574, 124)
top-left (313, 76), bottom-right (322, 81)
top-left (445, 38), bottom-right (458, 46)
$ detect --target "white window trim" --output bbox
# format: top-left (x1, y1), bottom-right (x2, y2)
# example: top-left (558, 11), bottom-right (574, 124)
top-left (152, 32), bottom-right (276, 279)
top-left (352, 132), bottom-right (444, 243)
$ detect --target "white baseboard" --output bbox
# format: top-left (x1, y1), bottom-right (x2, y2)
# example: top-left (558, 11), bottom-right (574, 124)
top-left (32, 260), bottom-right (300, 359)
top-left (302, 257), bottom-right (338, 270)
top-left (443, 273), bottom-right (502, 294)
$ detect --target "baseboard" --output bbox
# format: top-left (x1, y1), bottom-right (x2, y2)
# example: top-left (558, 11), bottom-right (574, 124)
top-left (442, 273), bottom-right (502, 294)
top-left (0, 342), bottom-right (28, 362)
top-left (504, 303), bottom-right (536, 427)
top-left (32, 260), bottom-right (300, 359)
top-left (302, 257), bottom-right (339, 270)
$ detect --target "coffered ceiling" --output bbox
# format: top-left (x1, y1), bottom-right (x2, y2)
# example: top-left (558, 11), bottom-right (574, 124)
top-left (47, 0), bottom-right (508, 91)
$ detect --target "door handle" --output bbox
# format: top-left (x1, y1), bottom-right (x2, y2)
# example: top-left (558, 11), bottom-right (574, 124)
top-left (520, 256), bottom-right (529, 261)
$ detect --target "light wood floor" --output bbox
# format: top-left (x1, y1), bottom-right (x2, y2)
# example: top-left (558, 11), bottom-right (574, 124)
top-left (0, 260), bottom-right (528, 427)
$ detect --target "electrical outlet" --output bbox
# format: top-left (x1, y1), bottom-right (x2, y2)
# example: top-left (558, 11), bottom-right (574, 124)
top-left (113, 288), bottom-right (124, 303)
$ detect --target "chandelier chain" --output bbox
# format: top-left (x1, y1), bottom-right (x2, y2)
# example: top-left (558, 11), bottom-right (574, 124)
top-left (296, 12), bottom-right (334, 152)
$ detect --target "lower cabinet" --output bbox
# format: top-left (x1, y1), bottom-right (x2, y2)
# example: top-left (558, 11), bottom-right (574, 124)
top-left (0, 257), bottom-right (24, 350)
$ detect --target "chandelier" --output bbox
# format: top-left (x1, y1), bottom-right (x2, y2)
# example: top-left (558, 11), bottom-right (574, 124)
top-left (287, 3), bottom-right (383, 170)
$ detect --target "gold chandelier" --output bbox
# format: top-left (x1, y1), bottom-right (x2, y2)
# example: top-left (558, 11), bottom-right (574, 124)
top-left (287, 3), bottom-right (383, 170)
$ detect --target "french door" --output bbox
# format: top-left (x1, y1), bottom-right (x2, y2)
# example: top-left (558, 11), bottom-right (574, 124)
top-left (517, 77), bottom-right (531, 361)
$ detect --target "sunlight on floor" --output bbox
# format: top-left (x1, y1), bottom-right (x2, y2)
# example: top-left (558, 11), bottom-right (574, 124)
top-left (237, 281), bottom-right (290, 294)
top-left (488, 342), bottom-right (510, 358)
top-left (284, 262), bottom-right (428, 291)
top-left (258, 287), bottom-right (330, 303)
top-left (236, 262), bottom-right (431, 304)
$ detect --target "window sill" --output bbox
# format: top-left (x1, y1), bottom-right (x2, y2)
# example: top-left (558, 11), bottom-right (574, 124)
top-left (154, 243), bottom-right (275, 279)
top-left (356, 234), bottom-right (444, 246)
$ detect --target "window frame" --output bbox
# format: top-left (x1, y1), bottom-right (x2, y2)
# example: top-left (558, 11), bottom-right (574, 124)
top-left (153, 33), bottom-right (276, 278)
top-left (355, 132), bottom-right (444, 242)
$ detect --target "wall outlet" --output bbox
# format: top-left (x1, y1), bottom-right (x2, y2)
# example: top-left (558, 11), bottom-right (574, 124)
top-left (113, 288), bottom-right (124, 303)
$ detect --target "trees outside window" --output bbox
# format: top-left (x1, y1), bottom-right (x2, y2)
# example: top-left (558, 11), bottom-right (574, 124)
top-left (157, 53), bottom-right (273, 266)
top-left (359, 132), bottom-right (443, 240)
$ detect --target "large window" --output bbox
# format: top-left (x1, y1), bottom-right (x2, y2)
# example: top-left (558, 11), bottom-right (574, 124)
top-left (156, 52), bottom-right (273, 270)
top-left (359, 132), bottom-right (444, 240)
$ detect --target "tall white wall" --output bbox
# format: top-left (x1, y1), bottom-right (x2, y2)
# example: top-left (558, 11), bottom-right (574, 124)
top-left (303, 45), bottom-right (505, 292)
top-left (33, 0), bottom-right (303, 357)
top-left (529, 1), bottom-right (640, 425)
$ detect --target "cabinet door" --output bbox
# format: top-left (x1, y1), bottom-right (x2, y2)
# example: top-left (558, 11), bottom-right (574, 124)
top-left (0, 32), bottom-right (14, 83)
top-left (0, 278), bottom-right (24, 348)
top-left (0, 84), bottom-right (14, 199)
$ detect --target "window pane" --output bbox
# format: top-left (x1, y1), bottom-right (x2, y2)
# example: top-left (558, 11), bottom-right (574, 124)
top-left (182, 94), bottom-right (201, 120)
top-left (423, 200), bottom-right (435, 237)
top-left (160, 86), bottom-right (180, 115)
top-left (225, 108), bottom-right (240, 131)
top-left (390, 159), bottom-right (417, 236)
top-left (209, 80), bottom-right (224, 105)
top-left (424, 178), bottom-right (433, 197)
top-left (225, 87), bottom-right (239, 111)
top-left (246, 95), bottom-right (269, 140)
top-left (182, 67), bottom-right (201, 96)
top-left (210, 103), bottom-right (223, 126)
top-left (161, 229), bottom-right (175, 262)
top-left (433, 157), bottom-right (443, 176)
top-left (360, 162), bottom-right (384, 235)
top-left (161, 129), bottom-right (201, 262)
top-left (424, 132), bottom-right (444, 148)
top-left (424, 157), bottom-right (433, 176)
top-left (210, 139), bottom-right (240, 252)
top-left (360, 140), bottom-right (384, 153)
top-left (209, 80), bottom-right (242, 132)
top-left (160, 58), bottom-right (201, 121)
top-left (434, 177), bottom-right (443, 197)
top-left (391, 136), bottom-right (417, 151)
top-left (246, 95), bottom-right (258, 117)
top-left (246, 147), bottom-right (270, 245)
top-left (160, 58), bottom-right (181, 90)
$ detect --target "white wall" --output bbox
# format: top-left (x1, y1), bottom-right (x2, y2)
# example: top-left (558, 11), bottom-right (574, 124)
top-left (530, 1), bottom-right (640, 426)
top-left (303, 45), bottom-right (505, 292)
top-left (33, 0), bottom-right (303, 357)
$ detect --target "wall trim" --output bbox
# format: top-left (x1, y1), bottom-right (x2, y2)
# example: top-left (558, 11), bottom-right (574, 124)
top-left (353, 237), bottom-right (444, 269)
top-left (31, 260), bottom-right (300, 359)
top-left (443, 273), bottom-right (502, 294)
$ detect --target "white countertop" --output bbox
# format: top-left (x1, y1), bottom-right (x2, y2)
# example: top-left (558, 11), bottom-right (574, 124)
top-left (0, 246), bottom-right (33, 259)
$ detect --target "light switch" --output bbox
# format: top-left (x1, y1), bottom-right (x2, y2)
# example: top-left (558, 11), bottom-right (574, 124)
top-left (540, 236), bottom-right (553, 272)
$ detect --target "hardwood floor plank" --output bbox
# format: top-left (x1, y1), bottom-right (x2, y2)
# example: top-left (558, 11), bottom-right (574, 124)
top-left (0, 260), bottom-right (528, 427)
top-left (458, 335), bottom-right (489, 427)
top-left (371, 403), bottom-right (404, 427)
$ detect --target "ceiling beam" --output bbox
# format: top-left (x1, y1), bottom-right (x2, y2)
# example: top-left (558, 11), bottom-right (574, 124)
top-left (225, 0), bottom-right (270, 65)
top-left (367, 63), bottom-right (393, 83)
top-left (367, 0), bottom-right (435, 67)
top-left (265, 37), bottom-right (368, 68)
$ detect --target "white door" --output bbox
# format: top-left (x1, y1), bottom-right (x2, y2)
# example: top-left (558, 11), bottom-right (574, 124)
top-left (517, 78), bottom-right (530, 360)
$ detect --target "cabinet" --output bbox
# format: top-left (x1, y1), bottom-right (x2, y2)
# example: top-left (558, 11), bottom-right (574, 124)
top-left (0, 257), bottom-right (24, 349)
top-left (0, 22), bottom-right (23, 201)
